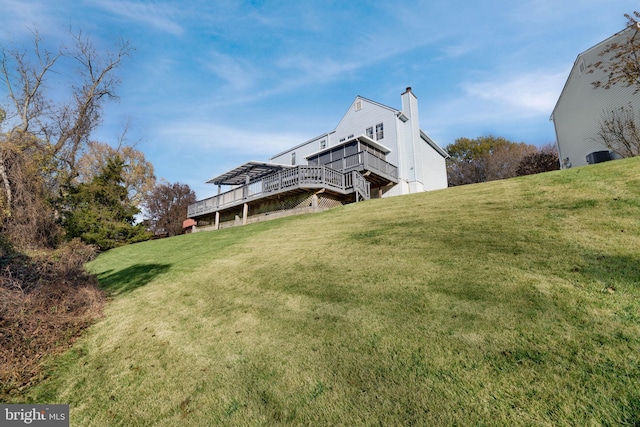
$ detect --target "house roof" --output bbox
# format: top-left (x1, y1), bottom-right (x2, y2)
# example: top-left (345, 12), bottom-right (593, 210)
top-left (206, 161), bottom-right (291, 186)
top-left (420, 130), bottom-right (449, 159)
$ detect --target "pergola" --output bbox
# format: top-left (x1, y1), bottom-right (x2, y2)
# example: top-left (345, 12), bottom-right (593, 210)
top-left (206, 161), bottom-right (291, 187)
top-left (203, 161), bottom-right (292, 227)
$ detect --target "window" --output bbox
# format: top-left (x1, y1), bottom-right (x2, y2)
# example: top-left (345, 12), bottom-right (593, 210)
top-left (375, 122), bottom-right (384, 140)
top-left (578, 59), bottom-right (586, 75)
top-left (366, 127), bottom-right (373, 139)
top-left (319, 139), bottom-right (326, 149)
top-left (355, 100), bottom-right (362, 111)
top-left (339, 137), bottom-right (346, 142)
top-left (291, 152), bottom-right (296, 165)
top-left (347, 134), bottom-right (354, 139)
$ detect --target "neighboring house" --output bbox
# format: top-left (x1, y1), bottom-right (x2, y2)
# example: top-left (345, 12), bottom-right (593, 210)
top-left (551, 25), bottom-right (637, 169)
top-left (188, 87), bottom-right (449, 231)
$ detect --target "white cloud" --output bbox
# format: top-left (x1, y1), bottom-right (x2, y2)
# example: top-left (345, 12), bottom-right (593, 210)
top-left (205, 50), bottom-right (261, 91)
top-left (156, 121), bottom-right (308, 159)
top-left (0, 0), bottom-right (63, 41)
top-left (90, 0), bottom-right (184, 35)
top-left (462, 70), bottom-right (568, 115)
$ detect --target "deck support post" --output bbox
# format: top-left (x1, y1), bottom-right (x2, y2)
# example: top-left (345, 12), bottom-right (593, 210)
top-left (214, 211), bottom-right (220, 230)
top-left (242, 203), bottom-right (248, 225)
top-left (312, 194), bottom-right (318, 212)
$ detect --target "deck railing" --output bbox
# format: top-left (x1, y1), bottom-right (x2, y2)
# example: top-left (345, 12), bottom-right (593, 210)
top-left (189, 165), bottom-right (359, 217)
top-left (188, 152), bottom-right (392, 218)
top-left (325, 151), bottom-right (398, 180)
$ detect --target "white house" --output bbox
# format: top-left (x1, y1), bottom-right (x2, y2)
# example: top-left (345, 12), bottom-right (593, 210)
top-left (187, 87), bottom-right (448, 231)
top-left (551, 25), bottom-right (638, 168)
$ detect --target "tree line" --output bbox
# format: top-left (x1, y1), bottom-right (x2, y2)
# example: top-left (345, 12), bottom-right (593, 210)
top-left (445, 136), bottom-right (559, 187)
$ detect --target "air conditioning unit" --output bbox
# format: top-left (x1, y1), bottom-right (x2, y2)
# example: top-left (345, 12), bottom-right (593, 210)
top-left (586, 151), bottom-right (611, 164)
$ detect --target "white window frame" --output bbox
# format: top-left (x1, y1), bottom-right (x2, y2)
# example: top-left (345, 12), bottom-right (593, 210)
top-left (291, 152), bottom-right (296, 165)
top-left (375, 122), bottom-right (384, 140)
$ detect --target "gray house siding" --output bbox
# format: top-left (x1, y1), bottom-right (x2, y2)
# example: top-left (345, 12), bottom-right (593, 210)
top-left (552, 27), bottom-right (638, 168)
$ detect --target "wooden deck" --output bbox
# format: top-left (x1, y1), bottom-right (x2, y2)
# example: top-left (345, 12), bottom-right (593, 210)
top-left (188, 166), bottom-right (371, 218)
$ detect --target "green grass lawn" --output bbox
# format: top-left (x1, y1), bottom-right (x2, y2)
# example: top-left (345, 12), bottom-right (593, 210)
top-left (18, 158), bottom-right (640, 425)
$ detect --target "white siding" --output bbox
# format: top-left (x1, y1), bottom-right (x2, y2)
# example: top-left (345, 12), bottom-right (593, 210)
top-left (333, 98), bottom-right (399, 165)
top-left (270, 133), bottom-right (333, 165)
top-left (269, 92), bottom-right (448, 196)
top-left (553, 28), bottom-right (638, 168)
top-left (417, 136), bottom-right (448, 190)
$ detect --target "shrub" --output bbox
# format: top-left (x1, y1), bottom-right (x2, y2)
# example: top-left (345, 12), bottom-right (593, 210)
top-left (0, 240), bottom-right (104, 398)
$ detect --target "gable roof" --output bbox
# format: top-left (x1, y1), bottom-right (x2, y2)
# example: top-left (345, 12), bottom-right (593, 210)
top-left (551, 25), bottom-right (636, 119)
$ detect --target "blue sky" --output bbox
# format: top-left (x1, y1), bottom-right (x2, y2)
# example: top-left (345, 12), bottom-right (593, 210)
top-left (0, 0), bottom-right (637, 199)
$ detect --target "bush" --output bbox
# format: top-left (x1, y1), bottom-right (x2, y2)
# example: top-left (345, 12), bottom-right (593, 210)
top-left (0, 240), bottom-right (104, 398)
top-left (516, 147), bottom-right (560, 176)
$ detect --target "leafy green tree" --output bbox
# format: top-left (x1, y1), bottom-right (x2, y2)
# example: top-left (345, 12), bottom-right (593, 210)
top-left (63, 157), bottom-right (150, 250)
top-left (76, 140), bottom-right (156, 207)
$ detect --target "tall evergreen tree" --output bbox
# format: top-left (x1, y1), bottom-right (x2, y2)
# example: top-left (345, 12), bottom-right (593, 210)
top-left (63, 157), bottom-right (150, 250)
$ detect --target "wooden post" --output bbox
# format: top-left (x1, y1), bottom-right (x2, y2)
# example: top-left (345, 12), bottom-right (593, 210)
top-left (312, 194), bottom-right (318, 212)
top-left (214, 211), bottom-right (220, 230)
top-left (243, 175), bottom-right (249, 199)
top-left (242, 203), bottom-right (248, 225)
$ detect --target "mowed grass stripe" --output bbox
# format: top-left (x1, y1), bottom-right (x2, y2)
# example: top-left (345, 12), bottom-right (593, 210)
top-left (18, 157), bottom-right (640, 426)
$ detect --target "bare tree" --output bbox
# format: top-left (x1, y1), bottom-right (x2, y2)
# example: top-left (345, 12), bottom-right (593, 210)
top-left (585, 11), bottom-right (640, 159)
top-left (594, 105), bottom-right (640, 158)
top-left (0, 29), bottom-right (131, 219)
top-left (145, 182), bottom-right (196, 237)
top-left (588, 12), bottom-right (640, 92)
top-left (53, 31), bottom-right (131, 183)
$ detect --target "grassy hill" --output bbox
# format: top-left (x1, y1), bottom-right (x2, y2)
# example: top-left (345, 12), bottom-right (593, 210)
top-left (19, 158), bottom-right (640, 425)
